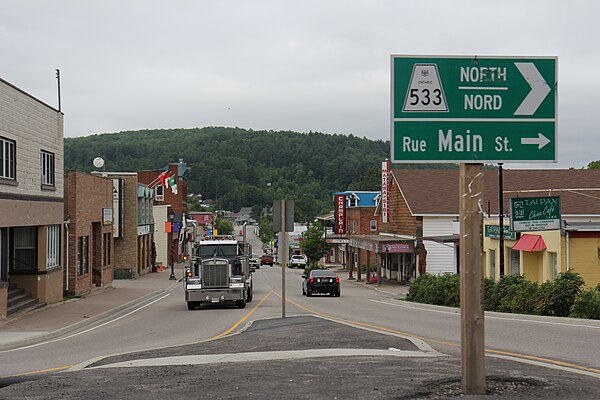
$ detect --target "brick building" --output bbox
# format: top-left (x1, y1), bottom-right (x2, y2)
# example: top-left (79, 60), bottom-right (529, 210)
top-left (94, 172), bottom-right (154, 278)
top-left (138, 160), bottom-right (190, 265)
top-left (64, 171), bottom-right (114, 295)
top-left (0, 77), bottom-right (64, 318)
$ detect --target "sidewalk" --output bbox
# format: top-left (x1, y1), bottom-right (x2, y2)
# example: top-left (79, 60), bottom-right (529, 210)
top-left (0, 264), bottom-right (184, 350)
top-left (322, 262), bottom-right (410, 297)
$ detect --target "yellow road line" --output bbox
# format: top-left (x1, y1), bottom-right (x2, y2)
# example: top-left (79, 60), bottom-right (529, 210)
top-left (276, 291), bottom-right (600, 376)
top-left (1, 365), bottom-right (72, 379)
top-left (486, 349), bottom-right (600, 374)
top-left (210, 290), bottom-right (274, 340)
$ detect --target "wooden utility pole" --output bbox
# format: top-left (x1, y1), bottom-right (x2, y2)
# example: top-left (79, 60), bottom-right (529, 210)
top-left (459, 163), bottom-right (486, 394)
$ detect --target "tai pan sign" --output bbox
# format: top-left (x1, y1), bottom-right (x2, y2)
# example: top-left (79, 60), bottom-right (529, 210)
top-left (391, 55), bottom-right (557, 163)
top-left (510, 196), bottom-right (561, 232)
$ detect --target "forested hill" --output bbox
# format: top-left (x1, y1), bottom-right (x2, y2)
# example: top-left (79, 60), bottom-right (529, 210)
top-left (64, 127), bottom-right (452, 221)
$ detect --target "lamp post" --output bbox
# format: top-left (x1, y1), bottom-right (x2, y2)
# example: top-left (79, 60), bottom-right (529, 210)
top-left (169, 213), bottom-right (176, 280)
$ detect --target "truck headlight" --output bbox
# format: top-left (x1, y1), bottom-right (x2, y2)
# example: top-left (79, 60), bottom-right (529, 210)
top-left (186, 277), bottom-right (202, 289)
top-left (229, 277), bottom-right (244, 288)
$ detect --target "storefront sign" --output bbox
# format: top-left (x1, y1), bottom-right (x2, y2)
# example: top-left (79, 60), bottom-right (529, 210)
top-left (335, 194), bottom-right (346, 234)
top-left (484, 225), bottom-right (516, 239)
top-left (326, 238), bottom-right (349, 244)
top-left (381, 161), bottom-right (390, 223)
top-left (510, 196), bottom-right (561, 232)
top-left (102, 207), bottom-right (113, 226)
top-left (112, 178), bottom-right (123, 238)
top-left (381, 243), bottom-right (412, 253)
top-left (137, 224), bottom-right (153, 236)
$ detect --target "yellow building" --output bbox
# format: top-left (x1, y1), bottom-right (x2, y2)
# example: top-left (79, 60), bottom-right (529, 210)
top-left (484, 220), bottom-right (600, 287)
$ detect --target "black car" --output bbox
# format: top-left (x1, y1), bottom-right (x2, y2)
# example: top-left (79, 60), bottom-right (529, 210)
top-left (302, 269), bottom-right (340, 297)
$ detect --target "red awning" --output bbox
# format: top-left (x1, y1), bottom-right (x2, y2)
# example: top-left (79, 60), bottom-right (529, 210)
top-left (512, 234), bottom-right (547, 252)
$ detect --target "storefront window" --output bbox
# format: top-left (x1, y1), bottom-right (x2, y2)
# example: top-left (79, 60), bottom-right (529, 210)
top-left (549, 252), bottom-right (558, 279)
top-left (489, 249), bottom-right (496, 279)
top-left (13, 227), bottom-right (37, 270)
top-left (510, 249), bottom-right (520, 275)
top-left (77, 236), bottom-right (89, 276)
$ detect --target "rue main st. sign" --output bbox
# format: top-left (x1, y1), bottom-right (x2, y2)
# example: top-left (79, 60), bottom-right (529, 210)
top-left (391, 55), bottom-right (557, 163)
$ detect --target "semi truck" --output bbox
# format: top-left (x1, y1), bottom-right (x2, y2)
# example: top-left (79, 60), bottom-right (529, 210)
top-left (184, 235), bottom-right (253, 310)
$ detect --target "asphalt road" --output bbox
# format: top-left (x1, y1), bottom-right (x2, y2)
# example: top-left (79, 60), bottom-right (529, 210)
top-left (1, 225), bottom-right (599, 397)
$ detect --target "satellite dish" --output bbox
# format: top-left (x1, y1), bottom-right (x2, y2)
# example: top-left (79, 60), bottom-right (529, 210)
top-left (93, 157), bottom-right (105, 169)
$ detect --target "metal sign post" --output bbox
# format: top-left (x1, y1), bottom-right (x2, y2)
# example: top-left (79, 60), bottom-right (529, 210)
top-left (273, 200), bottom-right (294, 319)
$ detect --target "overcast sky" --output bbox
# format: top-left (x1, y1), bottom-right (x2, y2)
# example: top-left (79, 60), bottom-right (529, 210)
top-left (1, 1), bottom-right (598, 168)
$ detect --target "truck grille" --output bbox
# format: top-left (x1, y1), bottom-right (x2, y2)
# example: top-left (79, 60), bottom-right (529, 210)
top-left (202, 259), bottom-right (229, 288)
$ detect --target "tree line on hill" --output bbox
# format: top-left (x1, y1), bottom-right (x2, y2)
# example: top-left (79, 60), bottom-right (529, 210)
top-left (64, 126), bottom-right (456, 222)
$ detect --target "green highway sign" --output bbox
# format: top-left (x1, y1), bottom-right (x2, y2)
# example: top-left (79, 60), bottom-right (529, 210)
top-left (391, 55), bottom-right (557, 163)
top-left (510, 196), bottom-right (561, 232)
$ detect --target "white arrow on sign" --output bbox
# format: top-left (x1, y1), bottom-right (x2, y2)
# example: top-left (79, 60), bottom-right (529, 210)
top-left (514, 62), bottom-right (551, 116)
top-left (521, 133), bottom-right (551, 149)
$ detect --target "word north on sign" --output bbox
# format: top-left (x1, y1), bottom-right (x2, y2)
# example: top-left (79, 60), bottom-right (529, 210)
top-left (391, 55), bottom-right (557, 163)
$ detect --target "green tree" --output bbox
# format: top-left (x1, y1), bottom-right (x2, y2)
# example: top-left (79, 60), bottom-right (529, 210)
top-left (250, 205), bottom-right (263, 222)
top-left (300, 221), bottom-right (329, 268)
top-left (214, 218), bottom-right (233, 235)
top-left (588, 160), bottom-right (600, 169)
top-left (258, 215), bottom-right (274, 245)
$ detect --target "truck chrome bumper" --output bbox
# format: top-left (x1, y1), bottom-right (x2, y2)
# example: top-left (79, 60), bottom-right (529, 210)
top-left (185, 289), bottom-right (244, 303)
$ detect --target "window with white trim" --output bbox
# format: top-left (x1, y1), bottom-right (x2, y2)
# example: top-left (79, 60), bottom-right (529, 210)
top-left (155, 185), bottom-right (164, 201)
top-left (46, 225), bottom-right (60, 268)
top-left (348, 195), bottom-right (358, 207)
top-left (41, 150), bottom-right (55, 186)
top-left (0, 136), bottom-right (16, 180)
top-left (370, 220), bottom-right (377, 231)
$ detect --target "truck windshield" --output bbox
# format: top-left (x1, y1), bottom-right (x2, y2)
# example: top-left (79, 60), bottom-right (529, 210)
top-left (197, 245), bottom-right (237, 257)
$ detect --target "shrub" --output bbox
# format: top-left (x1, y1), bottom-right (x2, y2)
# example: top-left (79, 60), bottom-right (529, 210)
top-left (406, 274), bottom-right (439, 304)
top-left (570, 287), bottom-right (600, 319)
top-left (496, 274), bottom-right (539, 314)
top-left (483, 277), bottom-right (500, 311)
top-left (406, 273), bottom-right (460, 307)
top-left (536, 271), bottom-right (584, 317)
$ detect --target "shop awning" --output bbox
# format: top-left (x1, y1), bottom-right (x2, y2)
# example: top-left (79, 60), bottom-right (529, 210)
top-left (512, 234), bottom-right (547, 252)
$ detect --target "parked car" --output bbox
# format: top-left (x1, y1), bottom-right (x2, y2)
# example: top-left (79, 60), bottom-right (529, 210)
top-left (302, 269), bottom-right (340, 297)
top-left (289, 254), bottom-right (307, 269)
top-left (249, 254), bottom-right (260, 270)
top-left (259, 254), bottom-right (274, 266)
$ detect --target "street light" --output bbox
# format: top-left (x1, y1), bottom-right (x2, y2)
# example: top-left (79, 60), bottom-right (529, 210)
top-left (169, 213), bottom-right (176, 280)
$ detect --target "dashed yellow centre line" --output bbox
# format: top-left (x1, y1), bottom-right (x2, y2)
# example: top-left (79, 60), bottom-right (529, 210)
top-left (1, 365), bottom-right (72, 379)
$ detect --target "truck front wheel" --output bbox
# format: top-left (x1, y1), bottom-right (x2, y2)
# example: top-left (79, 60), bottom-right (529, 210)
top-left (236, 298), bottom-right (247, 308)
top-left (187, 301), bottom-right (197, 310)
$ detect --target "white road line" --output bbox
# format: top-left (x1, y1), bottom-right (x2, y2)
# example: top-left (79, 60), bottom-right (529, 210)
top-left (0, 293), bottom-right (171, 353)
top-left (88, 348), bottom-right (439, 369)
top-left (370, 299), bottom-right (600, 330)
